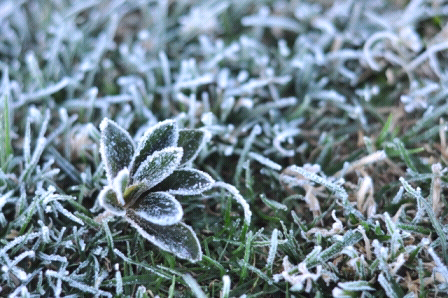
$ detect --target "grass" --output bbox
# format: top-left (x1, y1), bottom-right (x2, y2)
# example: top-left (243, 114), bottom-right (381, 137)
top-left (1, 0), bottom-right (448, 297)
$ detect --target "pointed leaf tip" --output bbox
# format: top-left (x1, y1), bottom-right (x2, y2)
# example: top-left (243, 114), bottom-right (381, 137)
top-left (126, 209), bottom-right (202, 262)
top-left (130, 119), bottom-right (179, 176)
top-left (100, 118), bottom-right (135, 182)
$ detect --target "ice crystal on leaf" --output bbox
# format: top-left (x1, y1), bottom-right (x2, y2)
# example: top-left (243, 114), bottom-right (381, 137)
top-left (98, 118), bottom-right (214, 262)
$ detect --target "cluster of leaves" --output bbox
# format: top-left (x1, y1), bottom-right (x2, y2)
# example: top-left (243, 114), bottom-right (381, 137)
top-left (1, 0), bottom-right (448, 297)
top-left (98, 118), bottom-right (213, 262)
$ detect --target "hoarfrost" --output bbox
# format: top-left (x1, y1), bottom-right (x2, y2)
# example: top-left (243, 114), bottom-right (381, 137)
top-left (133, 147), bottom-right (183, 188)
top-left (213, 181), bottom-right (252, 226)
top-left (248, 152), bottom-right (282, 171)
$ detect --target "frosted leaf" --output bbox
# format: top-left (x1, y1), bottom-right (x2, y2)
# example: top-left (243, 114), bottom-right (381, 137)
top-left (113, 168), bottom-right (129, 206)
top-left (212, 182), bottom-right (252, 226)
top-left (178, 129), bottom-right (208, 165)
top-left (126, 209), bottom-right (202, 262)
top-left (130, 119), bottom-right (178, 176)
top-left (100, 118), bottom-right (135, 183)
top-left (248, 152), bottom-right (282, 171)
top-left (266, 229), bottom-right (279, 271)
top-left (155, 169), bottom-right (215, 195)
top-left (53, 201), bottom-right (84, 226)
top-left (98, 186), bottom-right (125, 216)
top-left (0, 190), bottom-right (14, 209)
top-left (183, 274), bottom-right (207, 298)
top-left (222, 275), bottom-right (231, 298)
top-left (45, 269), bottom-right (113, 297)
top-left (337, 280), bottom-right (375, 292)
top-left (129, 192), bottom-right (183, 226)
top-left (133, 147), bottom-right (183, 188)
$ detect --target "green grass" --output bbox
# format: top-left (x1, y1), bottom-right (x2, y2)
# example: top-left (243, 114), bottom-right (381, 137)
top-left (1, 0), bottom-right (448, 297)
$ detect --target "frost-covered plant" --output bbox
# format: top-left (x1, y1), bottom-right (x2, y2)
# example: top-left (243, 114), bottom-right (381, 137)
top-left (98, 118), bottom-right (214, 262)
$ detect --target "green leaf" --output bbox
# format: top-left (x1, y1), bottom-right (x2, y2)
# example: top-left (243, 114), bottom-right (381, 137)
top-left (130, 120), bottom-right (178, 176)
top-left (178, 129), bottom-right (207, 165)
top-left (155, 169), bottom-right (215, 195)
top-left (129, 192), bottom-right (183, 226)
top-left (132, 147), bottom-right (183, 188)
top-left (260, 193), bottom-right (287, 211)
top-left (98, 186), bottom-right (125, 216)
top-left (126, 209), bottom-right (202, 262)
top-left (100, 118), bottom-right (135, 182)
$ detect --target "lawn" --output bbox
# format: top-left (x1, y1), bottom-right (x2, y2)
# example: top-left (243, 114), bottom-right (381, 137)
top-left (1, 0), bottom-right (448, 297)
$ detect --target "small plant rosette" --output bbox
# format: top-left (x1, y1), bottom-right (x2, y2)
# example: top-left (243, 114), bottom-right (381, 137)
top-left (98, 118), bottom-right (214, 262)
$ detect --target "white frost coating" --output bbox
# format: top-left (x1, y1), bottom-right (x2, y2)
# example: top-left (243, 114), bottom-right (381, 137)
top-left (41, 225), bottom-right (50, 243)
top-left (11, 251), bottom-right (35, 268)
top-left (337, 281), bottom-right (375, 292)
top-left (363, 31), bottom-right (400, 72)
top-left (241, 10), bottom-right (302, 32)
top-left (113, 168), bottom-right (129, 206)
top-left (252, 97), bottom-right (297, 115)
top-left (428, 247), bottom-right (448, 283)
top-left (213, 182), bottom-right (252, 225)
top-left (38, 252), bottom-right (67, 264)
top-left (113, 249), bottom-right (170, 279)
top-left (287, 165), bottom-right (348, 201)
top-left (45, 269), bottom-right (113, 297)
top-left (0, 190), bottom-right (14, 209)
top-left (226, 75), bottom-right (292, 97)
top-left (42, 192), bottom-right (74, 205)
top-left (266, 229), bottom-right (278, 271)
top-left (80, 239), bottom-right (86, 251)
top-left (0, 232), bottom-right (40, 256)
top-left (14, 268), bottom-right (28, 281)
top-left (21, 77), bottom-right (71, 102)
top-left (335, 150), bottom-right (386, 177)
top-left (30, 137), bottom-right (47, 167)
top-left (222, 275), bottom-right (231, 298)
top-left (125, 217), bottom-right (202, 262)
top-left (248, 152), bottom-right (282, 171)
top-left (309, 90), bottom-right (346, 102)
top-left (273, 256), bottom-right (322, 292)
top-left (24, 119), bottom-right (31, 164)
top-left (273, 128), bottom-right (300, 157)
top-left (9, 285), bottom-right (30, 298)
top-left (204, 42), bottom-right (240, 70)
top-left (115, 269), bottom-right (123, 295)
top-left (53, 201), bottom-right (84, 225)
top-left (133, 147), bottom-right (183, 189)
top-left (234, 124), bottom-right (261, 187)
top-left (159, 51), bottom-right (171, 87)
top-left (174, 73), bottom-right (214, 91)
top-left (378, 273), bottom-right (397, 298)
top-left (201, 112), bottom-right (215, 126)
top-left (183, 274), bottom-right (207, 298)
